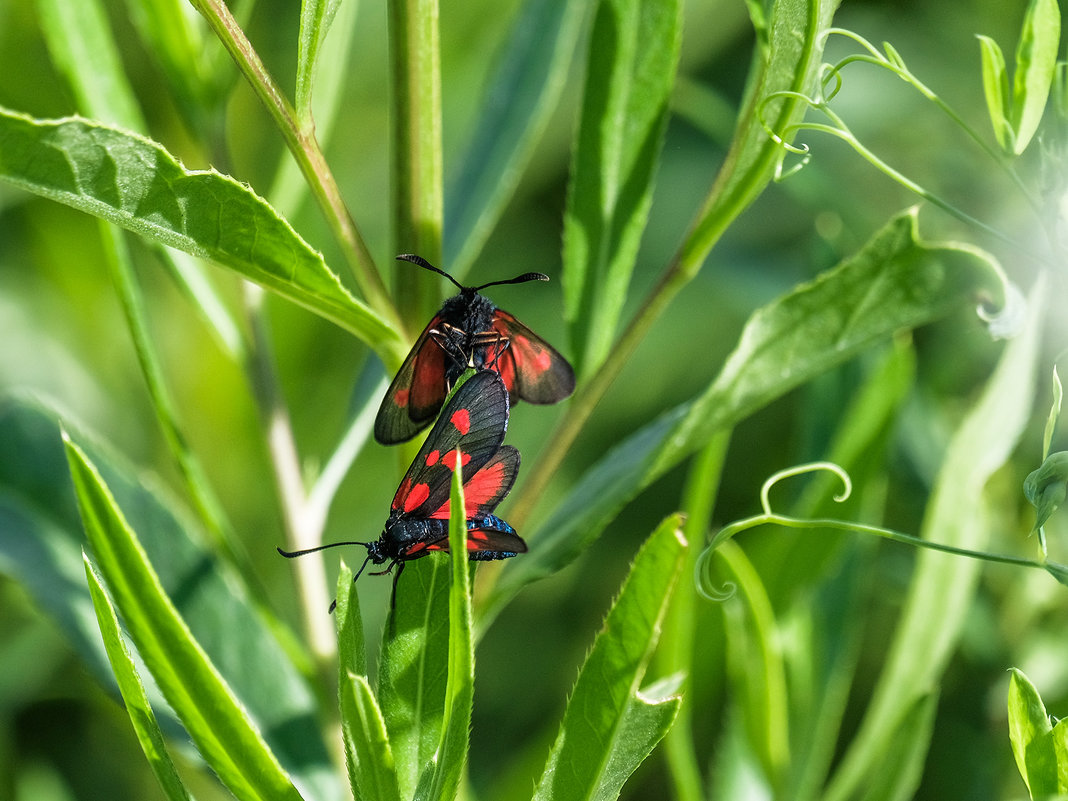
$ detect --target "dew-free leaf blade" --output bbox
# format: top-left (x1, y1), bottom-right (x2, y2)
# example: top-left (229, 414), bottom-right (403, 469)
top-left (1007, 668), bottom-right (1058, 798)
top-left (445, 0), bottom-right (586, 277)
top-left (83, 555), bottom-right (192, 801)
top-left (0, 108), bottom-right (399, 352)
top-left (482, 209), bottom-right (1007, 622)
top-left (0, 398), bottom-right (335, 800)
top-left (296, 0), bottom-right (343, 118)
top-left (532, 514), bottom-right (686, 801)
top-left (1009, 0), bottom-right (1061, 154)
top-left (977, 35), bottom-right (1012, 151)
top-left (562, 0), bottom-right (682, 376)
top-left (341, 673), bottom-right (402, 801)
top-left (64, 434), bottom-right (305, 801)
top-left (376, 557), bottom-right (452, 799)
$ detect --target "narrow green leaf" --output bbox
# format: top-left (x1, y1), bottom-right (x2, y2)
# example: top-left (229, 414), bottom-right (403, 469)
top-left (563, 0), bottom-right (682, 376)
top-left (1045, 367), bottom-right (1063, 460)
top-left (296, 0), bottom-right (343, 119)
top-left (1010, 0), bottom-right (1061, 154)
top-left (1007, 668), bottom-right (1058, 798)
top-left (413, 458), bottom-right (474, 801)
top-left (64, 434), bottom-right (304, 801)
top-left (679, 0), bottom-right (841, 271)
top-left (1054, 716), bottom-right (1068, 792)
top-left (483, 209), bottom-right (1006, 622)
top-left (0, 398), bottom-right (336, 799)
top-left (977, 35), bottom-right (1013, 151)
top-left (824, 280), bottom-right (1045, 801)
top-left (855, 694), bottom-right (938, 801)
top-left (35, 0), bottom-right (144, 130)
top-left (713, 540), bottom-right (789, 785)
top-left (83, 555), bottom-right (192, 801)
top-left (0, 399), bottom-right (328, 785)
top-left (445, 0), bottom-right (587, 277)
top-left (1024, 451), bottom-right (1068, 530)
top-left (341, 674), bottom-right (402, 801)
top-left (533, 514), bottom-right (687, 801)
top-left (376, 557), bottom-right (452, 800)
top-left (121, 0), bottom-right (212, 116)
top-left (0, 108), bottom-right (399, 352)
top-left (336, 561), bottom-right (367, 679)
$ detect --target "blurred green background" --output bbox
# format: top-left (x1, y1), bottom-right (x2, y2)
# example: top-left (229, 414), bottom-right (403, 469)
top-left (1, 0), bottom-right (1066, 799)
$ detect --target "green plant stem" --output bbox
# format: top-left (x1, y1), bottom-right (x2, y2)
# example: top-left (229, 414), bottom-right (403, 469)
top-left (389, 0), bottom-right (443, 326)
top-left (698, 512), bottom-right (1065, 600)
top-left (190, 0), bottom-right (404, 345)
top-left (243, 285), bottom-right (337, 674)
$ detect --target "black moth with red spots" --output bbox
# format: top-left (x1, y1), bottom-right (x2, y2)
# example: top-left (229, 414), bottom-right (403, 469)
top-left (280, 371), bottom-right (525, 604)
top-left (373, 254), bottom-right (575, 445)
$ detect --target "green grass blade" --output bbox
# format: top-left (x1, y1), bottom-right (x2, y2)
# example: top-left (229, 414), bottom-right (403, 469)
top-left (337, 563), bottom-right (402, 801)
top-left (342, 673), bottom-right (403, 801)
top-left (1007, 668), bottom-right (1058, 798)
top-left (445, 0), bottom-right (587, 276)
top-left (0, 399), bottom-right (335, 799)
top-left (482, 209), bottom-right (1007, 622)
top-left (977, 35), bottom-right (1012, 151)
top-left (854, 694), bottom-right (937, 801)
top-left (376, 557), bottom-right (452, 799)
top-left (413, 460), bottom-right (474, 801)
top-left (296, 0), bottom-right (343, 121)
top-left (824, 279), bottom-right (1045, 801)
top-left (0, 108), bottom-right (400, 353)
top-left (1010, 0), bottom-right (1061, 154)
top-left (712, 540), bottom-right (789, 787)
top-left (562, 0), bottom-right (682, 376)
top-left (83, 555), bottom-right (192, 801)
top-left (120, 0), bottom-right (212, 117)
top-left (532, 514), bottom-right (686, 801)
top-left (64, 434), bottom-right (305, 801)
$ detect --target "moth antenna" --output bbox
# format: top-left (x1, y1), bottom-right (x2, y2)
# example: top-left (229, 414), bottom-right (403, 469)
top-left (396, 253), bottom-right (465, 291)
top-left (276, 541), bottom-right (370, 558)
top-left (473, 272), bottom-right (550, 291)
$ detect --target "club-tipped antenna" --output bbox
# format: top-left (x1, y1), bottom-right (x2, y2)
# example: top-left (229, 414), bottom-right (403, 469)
top-left (276, 541), bottom-right (370, 558)
top-left (396, 254), bottom-right (549, 293)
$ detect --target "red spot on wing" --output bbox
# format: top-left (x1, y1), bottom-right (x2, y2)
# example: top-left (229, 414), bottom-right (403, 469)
top-left (531, 348), bottom-right (552, 374)
top-left (450, 408), bottom-right (471, 435)
top-left (403, 482), bottom-right (430, 513)
top-left (394, 388), bottom-right (410, 408)
top-left (440, 449), bottom-right (471, 471)
top-left (425, 449), bottom-right (440, 466)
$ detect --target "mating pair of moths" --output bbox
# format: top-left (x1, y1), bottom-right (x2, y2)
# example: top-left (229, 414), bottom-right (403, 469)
top-left (280, 255), bottom-right (575, 602)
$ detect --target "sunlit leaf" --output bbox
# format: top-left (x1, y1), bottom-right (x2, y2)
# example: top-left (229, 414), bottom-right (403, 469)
top-left (1024, 451), bottom-right (1068, 531)
top-left (1010, 0), bottom-right (1061, 154)
top-left (83, 556), bottom-right (192, 801)
top-left (563, 0), bottom-right (682, 376)
top-left (1007, 668), bottom-right (1059, 797)
top-left (65, 434), bottom-right (304, 801)
top-left (483, 209), bottom-right (1006, 622)
top-left (0, 108), bottom-right (399, 352)
top-left (533, 515), bottom-right (686, 801)
top-left (977, 34), bottom-right (1012, 151)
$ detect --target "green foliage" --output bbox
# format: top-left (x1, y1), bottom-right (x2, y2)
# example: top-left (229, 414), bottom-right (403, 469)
top-left (2, 0), bottom-right (1068, 799)
top-left (1007, 668), bottom-right (1068, 798)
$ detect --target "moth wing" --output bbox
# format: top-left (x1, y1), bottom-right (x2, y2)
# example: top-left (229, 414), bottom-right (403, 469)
top-left (374, 316), bottom-right (449, 444)
top-left (491, 310), bottom-right (575, 404)
top-left (390, 371), bottom-right (509, 519)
